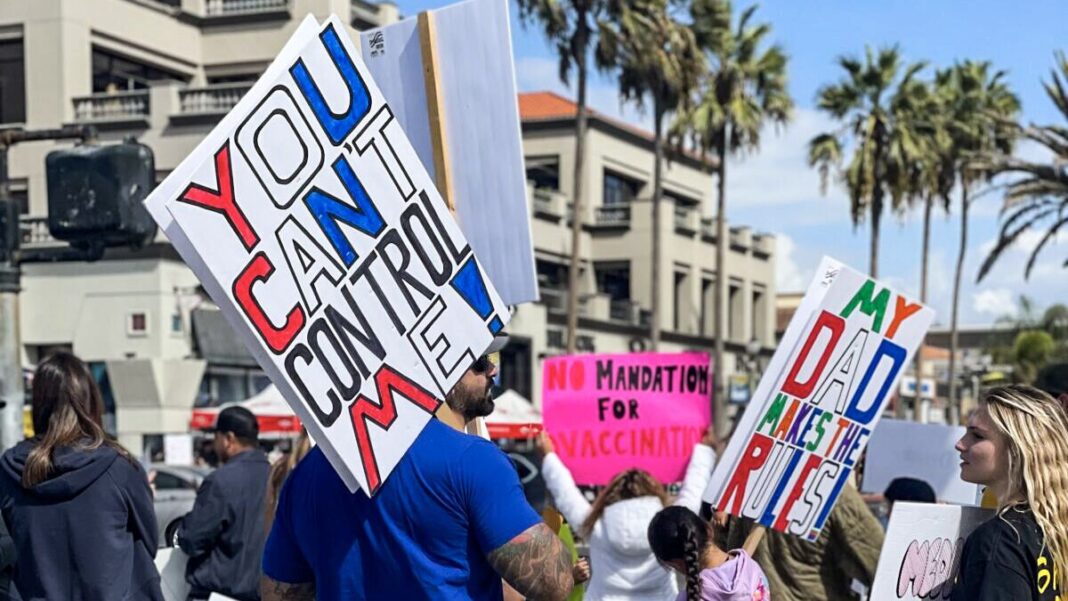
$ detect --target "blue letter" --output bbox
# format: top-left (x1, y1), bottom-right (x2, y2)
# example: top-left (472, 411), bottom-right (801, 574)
top-left (843, 339), bottom-right (906, 425)
top-left (291, 24), bottom-right (371, 145)
top-left (305, 157), bottom-right (385, 266)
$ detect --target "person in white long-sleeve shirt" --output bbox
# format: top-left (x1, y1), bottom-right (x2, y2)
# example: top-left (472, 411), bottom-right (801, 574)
top-left (537, 429), bottom-right (717, 601)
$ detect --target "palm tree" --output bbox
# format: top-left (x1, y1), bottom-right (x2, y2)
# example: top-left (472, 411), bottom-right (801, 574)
top-left (597, 0), bottom-right (705, 349)
top-left (808, 46), bottom-right (928, 279)
top-left (977, 52), bottom-right (1068, 282)
top-left (932, 61), bottom-right (1020, 415)
top-left (515, 0), bottom-right (611, 354)
top-left (672, 0), bottom-right (792, 432)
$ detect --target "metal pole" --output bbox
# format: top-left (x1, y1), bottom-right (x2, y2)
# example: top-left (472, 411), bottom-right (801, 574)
top-left (0, 145), bottom-right (23, 452)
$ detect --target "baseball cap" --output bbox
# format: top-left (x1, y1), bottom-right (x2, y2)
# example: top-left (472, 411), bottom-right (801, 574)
top-left (212, 405), bottom-right (259, 441)
top-left (484, 332), bottom-right (509, 355)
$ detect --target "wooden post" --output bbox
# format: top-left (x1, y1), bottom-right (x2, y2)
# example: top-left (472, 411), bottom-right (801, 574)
top-left (418, 10), bottom-right (455, 211)
top-left (742, 525), bottom-right (766, 556)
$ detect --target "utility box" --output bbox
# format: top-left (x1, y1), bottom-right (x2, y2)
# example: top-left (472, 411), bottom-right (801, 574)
top-left (45, 142), bottom-right (158, 249)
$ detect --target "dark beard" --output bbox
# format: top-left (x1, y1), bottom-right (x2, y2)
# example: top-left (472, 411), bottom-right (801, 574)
top-left (447, 383), bottom-right (496, 422)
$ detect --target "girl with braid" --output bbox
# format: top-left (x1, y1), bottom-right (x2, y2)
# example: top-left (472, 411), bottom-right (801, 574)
top-left (648, 506), bottom-right (769, 601)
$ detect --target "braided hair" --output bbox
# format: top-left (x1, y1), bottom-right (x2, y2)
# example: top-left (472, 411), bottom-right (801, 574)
top-left (648, 506), bottom-right (711, 601)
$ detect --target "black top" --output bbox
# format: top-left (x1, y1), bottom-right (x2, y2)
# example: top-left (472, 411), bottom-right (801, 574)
top-left (178, 448), bottom-right (269, 601)
top-left (952, 505), bottom-right (1061, 601)
top-left (0, 439), bottom-right (162, 601)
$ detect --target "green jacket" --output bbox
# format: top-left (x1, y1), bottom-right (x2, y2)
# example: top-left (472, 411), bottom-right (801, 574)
top-left (722, 483), bottom-right (884, 601)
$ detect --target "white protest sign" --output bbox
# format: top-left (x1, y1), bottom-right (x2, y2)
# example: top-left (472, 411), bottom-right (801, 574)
top-left (871, 502), bottom-right (994, 600)
top-left (862, 419), bottom-right (979, 506)
top-left (144, 15), bottom-right (510, 495)
top-left (360, 0), bottom-right (538, 306)
top-left (703, 257), bottom-right (935, 541)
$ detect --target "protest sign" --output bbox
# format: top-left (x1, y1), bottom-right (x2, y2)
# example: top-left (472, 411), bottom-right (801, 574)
top-left (143, 14), bottom-right (510, 495)
top-left (862, 419), bottom-right (979, 506)
top-left (542, 352), bottom-right (711, 485)
top-left (870, 502), bottom-right (994, 600)
top-left (360, 0), bottom-right (537, 305)
top-left (703, 257), bottom-right (934, 541)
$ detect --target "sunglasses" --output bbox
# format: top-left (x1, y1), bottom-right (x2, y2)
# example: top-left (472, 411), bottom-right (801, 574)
top-left (471, 354), bottom-right (496, 374)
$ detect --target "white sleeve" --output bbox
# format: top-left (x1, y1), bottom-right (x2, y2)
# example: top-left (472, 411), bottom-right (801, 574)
top-left (540, 452), bottom-right (592, 528)
top-left (673, 444), bottom-right (717, 512)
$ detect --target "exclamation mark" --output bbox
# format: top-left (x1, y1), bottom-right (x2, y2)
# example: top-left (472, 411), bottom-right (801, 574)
top-left (450, 257), bottom-right (503, 336)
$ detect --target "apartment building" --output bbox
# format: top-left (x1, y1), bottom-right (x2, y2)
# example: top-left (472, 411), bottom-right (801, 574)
top-left (0, 0), bottom-right (399, 453)
top-left (502, 92), bottom-right (777, 409)
top-left (0, 1), bottom-right (776, 454)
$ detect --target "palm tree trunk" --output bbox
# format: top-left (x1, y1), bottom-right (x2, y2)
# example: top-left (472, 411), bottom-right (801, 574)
top-left (713, 132), bottom-right (728, 435)
top-left (948, 187), bottom-right (969, 423)
top-left (909, 195), bottom-right (934, 422)
top-left (650, 103), bottom-right (665, 350)
top-left (564, 50), bottom-right (589, 354)
top-left (870, 191), bottom-right (882, 280)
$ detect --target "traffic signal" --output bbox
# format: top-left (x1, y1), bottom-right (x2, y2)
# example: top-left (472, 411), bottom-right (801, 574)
top-left (45, 141), bottom-right (158, 249)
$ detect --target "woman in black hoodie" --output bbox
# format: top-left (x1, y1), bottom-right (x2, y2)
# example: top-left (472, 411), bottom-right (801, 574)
top-left (0, 352), bottom-right (162, 600)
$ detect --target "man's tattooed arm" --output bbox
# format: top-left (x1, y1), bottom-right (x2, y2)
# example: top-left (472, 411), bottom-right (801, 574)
top-left (260, 577), bottom-right (316, 601)
top-left (487, 523), bottom-right (573, 601)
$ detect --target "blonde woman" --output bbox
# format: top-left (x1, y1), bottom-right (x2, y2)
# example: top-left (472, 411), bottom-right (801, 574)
top-left (953, 384), bottom-right (1068, 600)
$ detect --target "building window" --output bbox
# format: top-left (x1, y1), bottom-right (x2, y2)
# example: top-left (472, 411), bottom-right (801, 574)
top-left (674, 271), bottom-right (688, 332)
top-left (171, 313), bottom-right (183, 334)
top-left (595, 262), bottom-right (630, 301)
top-left (196, 367), bottom-right (270, 407)
top-left (127, 312), bottom-right (149, 336)
top-left (700, 276), bottom-right (714, 336)
top-left (498, 337), bottom-right (532, 402)
top-left (0, 39), bottom-right (26, 124)
top-left (728, 281), bottom-right (743, 341)
top-left (92, 47), bottom-right (187, 93)
top-left (603, 170), bottom-right (641, 206)
top-left (526, 156), bottom-right (560, 191)
top-left (752, 286), bottom-right (767, 343)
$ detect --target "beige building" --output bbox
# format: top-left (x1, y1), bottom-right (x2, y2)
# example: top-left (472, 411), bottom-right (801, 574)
top-left (0, 1), bottom-right (775, 454)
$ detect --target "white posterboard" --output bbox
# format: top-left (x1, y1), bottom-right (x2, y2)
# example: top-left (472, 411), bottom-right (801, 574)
top-left (702, 257), bottom-right (935, 541)
top-left (862, 419), bottom-right (979, 506)
top-left (360, 0), bottom-right (538, 305)
top-left (163, 433), bottom-right (194, 466)
top-left (144, 14), bottom-right (510, 495)
top-left (871, 502), bottom-right (994, 600)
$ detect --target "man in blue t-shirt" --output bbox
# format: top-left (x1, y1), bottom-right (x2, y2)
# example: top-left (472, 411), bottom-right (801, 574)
top-left (261, 338), bottom-right (573, 601)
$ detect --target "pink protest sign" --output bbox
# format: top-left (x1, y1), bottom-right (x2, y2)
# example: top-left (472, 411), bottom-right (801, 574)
top-left (542, 352), bottom-right (712, 485)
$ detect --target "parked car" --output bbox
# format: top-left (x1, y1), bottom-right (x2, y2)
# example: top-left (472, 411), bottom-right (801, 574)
top-left (150, 464), bottom-right (211, 548)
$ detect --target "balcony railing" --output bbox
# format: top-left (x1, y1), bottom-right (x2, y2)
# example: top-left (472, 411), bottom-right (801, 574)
top-left (178, 83), bottom-right (252, 116)
top-left (20, 217), bottom-right (62, 248)
top-left (72, 90), bottom-right (150, 123)
top-left (700, 216), bottom-right (718, 241)
top-left (594, 205), bottom-right (630, 227)
top-left (539, 287), bottom-right (566, 313)
top-left (531, 188), bottom-right (566, 221)
top-left (675, 206), bottom-right (697, 235)
top-left (204, 0), bottom-right (289, 16)
top-left (609, 300), bottom-right (650, 326)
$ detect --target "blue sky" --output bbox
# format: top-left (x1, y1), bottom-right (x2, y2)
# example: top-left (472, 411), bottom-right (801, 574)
top-left (396, 0), bottom-right (1068, 327)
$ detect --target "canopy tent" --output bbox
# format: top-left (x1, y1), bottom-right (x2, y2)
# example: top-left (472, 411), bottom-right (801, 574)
top-left (190, 385), bottom-right (302, 439)
top-left (485, 389), bottom-right (542, 440)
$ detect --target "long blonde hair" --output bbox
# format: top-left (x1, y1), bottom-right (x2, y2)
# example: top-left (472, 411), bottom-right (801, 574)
top-left (264, 428), bottom-right (312, 529)
top-left (982, 384), bottom-right (1068, 580)
top-left (581, 468), bottom-right (667, 538)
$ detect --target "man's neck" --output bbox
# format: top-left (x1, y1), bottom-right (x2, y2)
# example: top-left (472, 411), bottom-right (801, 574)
top-left (435, 404), bottom-right (469, 432)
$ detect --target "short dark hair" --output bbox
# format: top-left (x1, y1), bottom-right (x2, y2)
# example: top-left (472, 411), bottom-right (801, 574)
top-left (214, 405), bottom-right (259, 444)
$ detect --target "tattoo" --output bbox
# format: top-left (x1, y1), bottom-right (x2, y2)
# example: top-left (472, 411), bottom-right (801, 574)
top-left (260, 576), bottom-right (316, 601)
top-left (488, 523), bottom-right (573, 601)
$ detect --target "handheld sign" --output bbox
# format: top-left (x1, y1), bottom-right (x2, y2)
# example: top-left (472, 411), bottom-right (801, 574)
top-left (143, 14), bottom-right (510, 495)
top-left (871, 502), bottom-right (993, 600)
top-left (702, 257), bottom-right (934, 540)
top-left (862, 419), bottom-right (979, 506)
top-left (542, 352), bottom-right (712, 485)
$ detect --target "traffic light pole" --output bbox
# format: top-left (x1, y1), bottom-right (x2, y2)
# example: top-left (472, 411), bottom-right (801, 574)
top-left (0, 126), bottom-right (95, 451)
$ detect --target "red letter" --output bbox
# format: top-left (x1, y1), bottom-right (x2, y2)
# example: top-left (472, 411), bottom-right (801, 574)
top-left (178, 142), bottom-right (259, 250)
top-left (350, 364), bottom-right (441, 493)
top-left (716, 434), bottom-right (775, 515)
top-left (772, 454), bottom-right (823, 531)
top-left (781, 311), bottom-right (846, 400)
top-left (233, 253), bottom-right (305, 354)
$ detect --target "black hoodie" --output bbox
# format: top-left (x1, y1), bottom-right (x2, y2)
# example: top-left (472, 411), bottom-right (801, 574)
top-left (0, 439), bottom-right (163, 601)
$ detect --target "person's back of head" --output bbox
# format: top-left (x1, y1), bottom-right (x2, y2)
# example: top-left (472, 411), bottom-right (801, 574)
top-left (648, 506), bottom-right (712, 601)
top-left (979, 384), bottom-right (1068, 581)
top-left (23, 351), bottom-right (124, 489)
top-left (884, 477), bottom-right (936, 505)
top-left (582, 468), bottom-right (666, 537)
top-left (212, 405), bottom-right (260, 463)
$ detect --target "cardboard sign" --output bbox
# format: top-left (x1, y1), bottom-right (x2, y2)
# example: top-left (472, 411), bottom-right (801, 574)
top-left (871, 502), bottom-right (994, 600)
top-left (143, 15), bottom-right (509, 495)
top-left (542, 352), bottom-right (712, 485)
top-left (862, 419), bottom-right (979, 506)
top-left (703, 257), bottom-right (934, 540)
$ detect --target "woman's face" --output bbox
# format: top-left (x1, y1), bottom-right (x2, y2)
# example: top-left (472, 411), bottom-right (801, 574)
top-left (955, 405), bottom-right (1011, 492)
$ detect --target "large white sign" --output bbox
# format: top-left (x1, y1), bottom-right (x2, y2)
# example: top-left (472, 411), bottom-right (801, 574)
top-left (144, 15), bottom-right (509, 495)
top-left (871, 502), bottom-right (994, 600)
top-left (862, 419), bottom-right (979, 506)
top-left (703, 257), bottom-right (935, 541)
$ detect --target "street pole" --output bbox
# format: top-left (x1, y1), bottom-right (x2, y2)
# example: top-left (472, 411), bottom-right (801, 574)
top-left (0, 126), bottom-right (95, 451)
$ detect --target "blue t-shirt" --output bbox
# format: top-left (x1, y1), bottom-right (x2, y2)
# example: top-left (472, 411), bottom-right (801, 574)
top-left (262, 419), bottom-right (541, 600)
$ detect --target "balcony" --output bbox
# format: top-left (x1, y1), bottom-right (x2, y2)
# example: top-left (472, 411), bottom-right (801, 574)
top-left (20, 217), bottom-right (63, 249)
top-left (609, 299), bottom-right (651, 327)
top-left (592, 205), bottom-right (630, 229)
top-left (71, 91), bottom-right (150, 127)
top-left (700, 216), bottom-right (718, 243)
top-left (540, 287), bottom-right (566, 313)
top-left (174, 83), bottom-right (252, 123)
top-left (203, 0), bottom-right (289, 17)
top-left (753, 232), bottom-right (775, 257)
top-left (674, 205), bottom-right (698, 236)
top-left (531, 188), bottom-right (566, 222)
top-left (730, 226), bottom-right (752, 251)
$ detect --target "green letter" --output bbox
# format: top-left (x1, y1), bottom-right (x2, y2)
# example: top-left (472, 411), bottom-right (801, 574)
top-left (839, 279), bottom-right (890, 333)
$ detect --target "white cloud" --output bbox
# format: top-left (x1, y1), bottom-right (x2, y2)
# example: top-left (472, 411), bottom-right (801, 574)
top-left (775, 234), bottom-right (808, 292)
top-left (972, 288), bottom-right (1018, 318)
